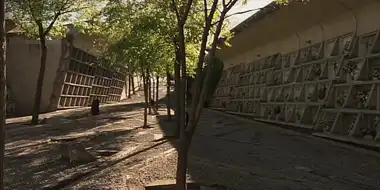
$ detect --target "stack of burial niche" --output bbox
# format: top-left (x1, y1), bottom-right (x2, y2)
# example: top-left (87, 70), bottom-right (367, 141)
top-left (58, 47), bottom-right (126, 109)
top-left (211, 30), bottom-right (380, 141)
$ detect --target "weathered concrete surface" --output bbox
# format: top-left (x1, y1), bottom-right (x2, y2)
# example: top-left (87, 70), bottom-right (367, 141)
top-left (220, 0), bottom-right (380, 69)
top-left (187, 109), bottom-right (380, 190)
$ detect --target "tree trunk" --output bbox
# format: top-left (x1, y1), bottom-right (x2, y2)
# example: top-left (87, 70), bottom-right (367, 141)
top-left (172, 1), bottom-right (233, 189)
top-left (152, 76), bottom-right (155, 103)
top-left (31, 34), bottom-right (48, 125)
top-left (174, 41), bottom-right (181, 136)
top-left (131, 74), bottom-right (136, 94)
top-left (0, 1), bottom-right (6, 188)
top-left (147, 69), bottom-right (152, 115)
top-left (128, 74), bottom-right (132, 99)
top-left (156, 75), bottom-right (159, 111)
top-left (187, 0), bottom-right (218, 138)
top-left (142, 71), bottom-right (148, 128)
top-left (187, 14), bottom-right (226, 141)
top-left (176, 137), bottom-right (189, 190)
top-left (166, 68), bottom-right (172, 120)
top-left (176, 25), bottom-right (188, 190)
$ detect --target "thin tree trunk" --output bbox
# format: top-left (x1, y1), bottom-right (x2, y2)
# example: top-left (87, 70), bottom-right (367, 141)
top-left (131, 74), bottom-right (136, 94)
top-left (176, 25), bottom-right (188, 190)
top-left (31, 34), bottom-right (48, 125)
top-left (188, 0), bottom-right (218, 137)
top-left (142, 71), bottom-right (148, 128)
top-left (166, 68), bottom-right (171, 120)
top-left (176, 137), bottom-right (188, 190)
top-left (187, 14), bottom-right (226, 141)
top-left (172, 1), bottom-right (234, 189)
top-left (173, 39), bottom-right (181, 133)
top-left (152, 76), bottom-right (155, 102)
top-left (0, 1), bottom-right (6, 188)
top-left (128, 73), bottom-right (132, 98)
top-left (174, 43), bottom-right (181, 136)
top-left (147, 69), bottom-right (152, 115)
top-left (156, 75), bottom-right (159, 111)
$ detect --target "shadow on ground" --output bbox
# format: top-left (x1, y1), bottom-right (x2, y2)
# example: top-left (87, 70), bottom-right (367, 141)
top-left (154, 90), bottom-right (237, 189)
top-left (155, 90), bottom-right (380, 190)
top-left (6, 102), bottom-right (146, 143)
top-left (6, 94), bottom-right (146, 126)
top-left (4, 99), bottom-right (158, 190)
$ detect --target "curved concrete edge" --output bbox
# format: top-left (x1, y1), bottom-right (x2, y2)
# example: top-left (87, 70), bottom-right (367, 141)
top-left (313, 132), bottom-right (380, 152)
top-left (207, 108), bottom-right (380, 157)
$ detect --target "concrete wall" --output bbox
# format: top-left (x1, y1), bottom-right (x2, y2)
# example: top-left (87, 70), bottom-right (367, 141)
top-left (219, 0), bottom-right (380, 69)
top-left (73, 34), bottom-right (102, 57)
top-left (7, 36), bottom-right (62, 115)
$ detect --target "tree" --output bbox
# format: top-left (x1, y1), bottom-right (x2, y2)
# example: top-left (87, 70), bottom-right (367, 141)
top-left (127, 67), bottom-right (132, 98)
top-left (155, 75), bottom-right (159, 110)
top-left (7, 0), bottom-right (97, 124)
top-left (0, 0), bottom-right (5, 188)
top-left (169, 0), bottom-right (250, 188)
top-left (166, 63), bottom-right (172, 120)
top-left (89, 0), bottom-right (176, 127)
top-left (202, 57), bottom-right (224, 106)
top-left (66, 1), bottom-right (242, 188)
top-left (170, 0), bottom-right (292, 188)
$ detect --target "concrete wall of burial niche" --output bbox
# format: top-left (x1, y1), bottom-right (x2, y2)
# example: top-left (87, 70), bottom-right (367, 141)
top-left (211, 3), bottom-right (380, 142)
top-left (57, 47), bottom-right (126, 109)
top-left (211, 2), bottom-right (380, 140)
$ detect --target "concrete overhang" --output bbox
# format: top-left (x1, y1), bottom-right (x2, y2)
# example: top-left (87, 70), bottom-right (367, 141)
top-left (217, 0), bottom-right (372, 60)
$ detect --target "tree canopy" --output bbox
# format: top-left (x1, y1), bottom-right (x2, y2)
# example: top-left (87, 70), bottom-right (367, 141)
top-left (72, 0), bottom-right (240, 77)
top-left (6, 0), bottom-right (102, 39)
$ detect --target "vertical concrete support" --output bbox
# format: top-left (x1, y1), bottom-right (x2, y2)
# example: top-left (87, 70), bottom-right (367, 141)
top-left (47, 40), bottom-right (72, 111)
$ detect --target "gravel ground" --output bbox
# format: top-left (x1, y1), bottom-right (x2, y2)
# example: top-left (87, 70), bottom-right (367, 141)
top-left (66, 143), bottom-right (178, 189)
top-left (5, 88), bottom-right (175, 190)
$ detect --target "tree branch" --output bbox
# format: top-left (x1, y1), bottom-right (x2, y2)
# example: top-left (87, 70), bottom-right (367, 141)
top-left (187, 0), bottom-right (219, 136)
top-left (179, 0), bottom-right (194, 25)
top-left (226, 7), bottom-right (261, 19)
top-left (171, 0), bottom-right (180, 21)
top-left (203, 0), bottom-right (207, 22)
top-left (224, 0), bottom-right (239, 13)
top-left (43, 0), bottom-right (84, 36)
top-left (43, 12), bottom-right (61, 36)
top-left (13, 20), bottom-right (37, 38)
top-left (26, 0), bottom-right (38, 23)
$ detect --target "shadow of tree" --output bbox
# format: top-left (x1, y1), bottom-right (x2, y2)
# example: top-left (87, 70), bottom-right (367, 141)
top-left (4, 98), bottom-right (163, 190)
top-left (155, 89), bottom-right (380, 190)
top-left (153, 90), bottom-right (248, 190)
top-left (5, 102), bottom-right (146, 144)
top-left (6, 91), bottom-right (146, 126)
top-left (5, 127), bottom-right (137, 190)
